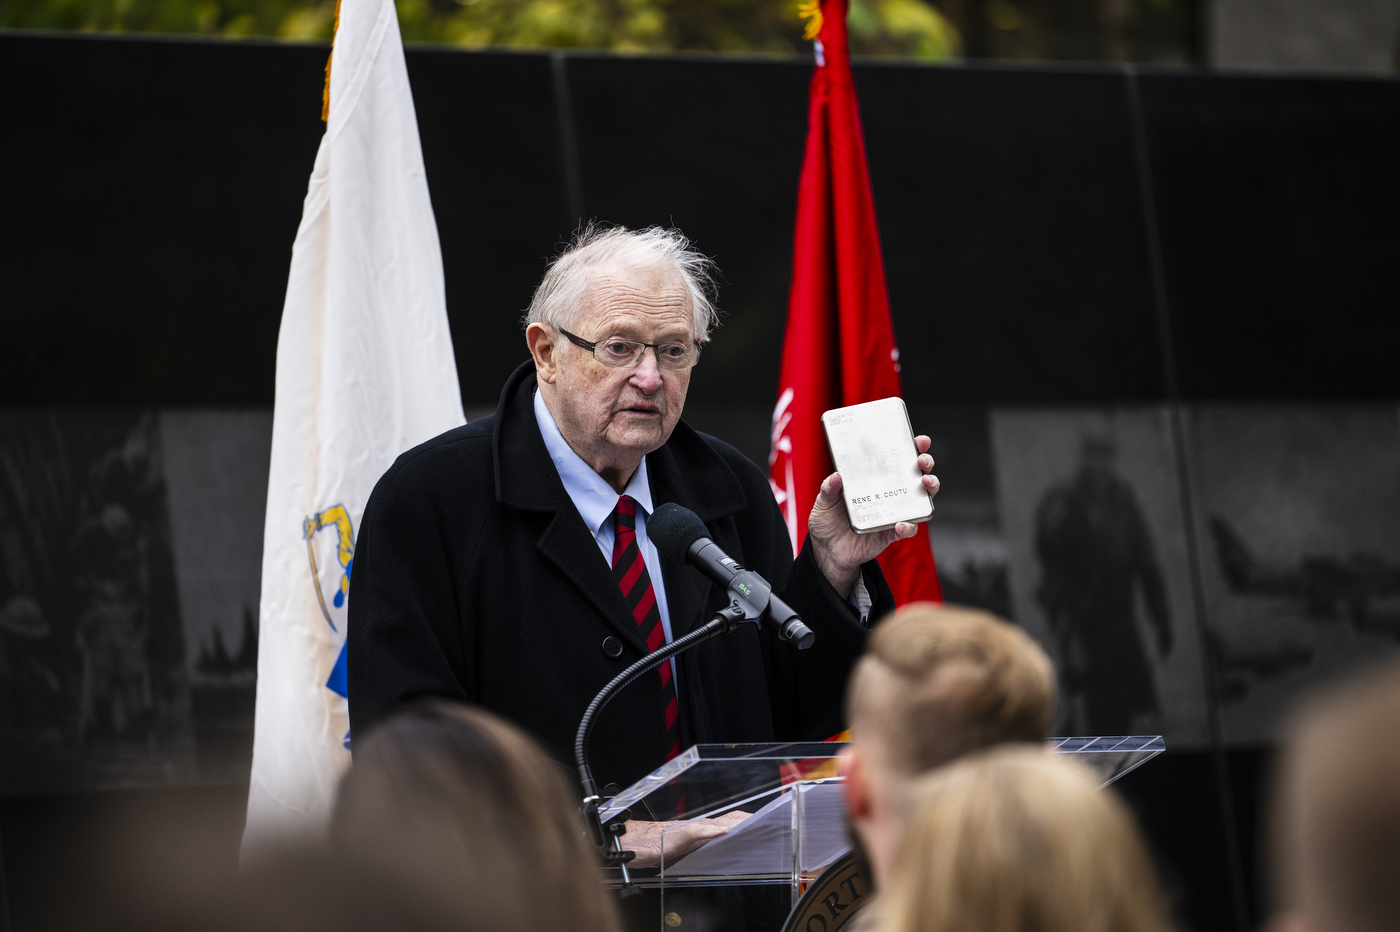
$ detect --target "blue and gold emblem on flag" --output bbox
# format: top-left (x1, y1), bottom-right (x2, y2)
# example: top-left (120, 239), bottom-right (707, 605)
top-left (304, 505), bottom-right (354, 746)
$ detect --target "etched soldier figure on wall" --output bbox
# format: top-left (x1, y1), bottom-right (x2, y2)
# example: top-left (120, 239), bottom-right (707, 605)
top-left (1034, 435), bottom-right (1173, 735)
top-left (0, 412), bottom-right (194, 793)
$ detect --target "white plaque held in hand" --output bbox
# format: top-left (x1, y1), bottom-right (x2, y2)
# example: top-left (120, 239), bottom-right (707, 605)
top-left (821, 397), bottom-right (934, 535)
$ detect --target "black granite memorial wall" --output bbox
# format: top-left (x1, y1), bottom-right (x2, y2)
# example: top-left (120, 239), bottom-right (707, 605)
top-left (2, 30), bottom-right (1398, 932)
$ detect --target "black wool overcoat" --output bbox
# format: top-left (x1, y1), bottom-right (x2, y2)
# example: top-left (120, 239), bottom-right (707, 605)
top-left (347, 361), bottom-right (893, 794)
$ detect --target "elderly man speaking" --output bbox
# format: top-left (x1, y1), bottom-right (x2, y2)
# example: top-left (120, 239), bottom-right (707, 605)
top-left (347, 225), bottom-right (939, 863)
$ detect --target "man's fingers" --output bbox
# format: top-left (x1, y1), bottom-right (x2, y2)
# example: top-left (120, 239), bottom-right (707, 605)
top-left (686, 823), bottom-right (729, 840)
top-left (817, 472), bottom-right (843, 504)
top-left (673, 823), bottom-right (728, 855)
top-left (637, 822), bottom-right (730, 866)
top-left (923, 474), bottom-right (941, 495)
top-left (917, 453), bottom-right (935, 473)
top-left (869, 527), bottom-right (902, 551)
top-left (915, 434), bottom-right (931, 454)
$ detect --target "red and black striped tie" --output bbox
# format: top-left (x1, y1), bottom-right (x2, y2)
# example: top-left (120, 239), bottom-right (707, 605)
top-left (612, 495), bottom-right (681, 762)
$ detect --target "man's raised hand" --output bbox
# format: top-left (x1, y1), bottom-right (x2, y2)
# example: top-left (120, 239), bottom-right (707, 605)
top-left (807, 435), bottom-right (940, 598)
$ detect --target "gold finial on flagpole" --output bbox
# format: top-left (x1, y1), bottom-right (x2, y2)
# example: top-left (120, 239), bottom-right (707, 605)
top-left (321, 0), bottom-right (344, 122)
top-left (797, 0), bottom-right (823, 41)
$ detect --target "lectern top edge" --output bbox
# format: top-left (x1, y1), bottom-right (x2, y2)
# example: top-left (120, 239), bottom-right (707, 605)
top-left (599, 736), bottom-right (1167, 824)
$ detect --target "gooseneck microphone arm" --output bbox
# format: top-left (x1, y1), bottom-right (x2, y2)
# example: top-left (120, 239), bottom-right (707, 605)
top-left (575, 502), bottom-right (817, 897)
top-left (576, 605), bottom-right (747, 896)
top-left (575, 609), bottom-right (741, 800)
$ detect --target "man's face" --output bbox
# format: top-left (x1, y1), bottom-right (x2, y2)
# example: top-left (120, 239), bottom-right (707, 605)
top-left (547, 267), bottom-right (694, 475)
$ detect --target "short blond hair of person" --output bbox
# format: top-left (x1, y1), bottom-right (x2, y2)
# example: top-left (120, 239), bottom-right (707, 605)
top-left (1270, 658), bottom-right (1400, 932)
top-left (883, 745), bottom-right (1173, 932)
top-left (846, 602), bottom-right (1056, 774)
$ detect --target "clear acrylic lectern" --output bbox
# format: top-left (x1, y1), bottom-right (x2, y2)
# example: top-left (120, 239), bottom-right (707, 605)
top-left (599, 736), bottom-right (1164, 918)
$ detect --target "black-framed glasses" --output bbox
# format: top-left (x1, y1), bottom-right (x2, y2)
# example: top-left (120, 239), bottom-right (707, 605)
top-left (557, 328), bottom-right (702, 371)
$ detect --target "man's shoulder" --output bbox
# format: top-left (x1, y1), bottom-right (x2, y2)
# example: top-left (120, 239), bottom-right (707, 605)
top-left (397, 417), bottom-right (493, 467)
top-left (672, 424), bottom-right (773, 513)
top-left (372, 418), bottom-right (495, 501)
top-left (687, 428), bottom-right (766, 484)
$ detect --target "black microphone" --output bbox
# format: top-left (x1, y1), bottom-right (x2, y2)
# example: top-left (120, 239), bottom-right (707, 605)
top-left (649, 503), bottom-right (815, 649)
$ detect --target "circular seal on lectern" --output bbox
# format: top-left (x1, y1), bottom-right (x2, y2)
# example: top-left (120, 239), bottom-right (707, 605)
top-left (780, 851), bottom-right (872, 932)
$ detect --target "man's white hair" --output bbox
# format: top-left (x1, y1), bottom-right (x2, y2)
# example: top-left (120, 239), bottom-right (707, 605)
top-left (523, 224), bottom-right (720, 342)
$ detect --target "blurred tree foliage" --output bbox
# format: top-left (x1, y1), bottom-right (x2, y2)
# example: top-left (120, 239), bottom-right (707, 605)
top-left (0, 0), bottom-right (1195, 61)
top-left (954, 0), bottom-right (1196, 63)
top-left (0, 0), bottom-right (961, 58)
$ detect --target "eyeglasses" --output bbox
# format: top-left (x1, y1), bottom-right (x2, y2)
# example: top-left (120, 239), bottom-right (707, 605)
top-left (557, 328), bottom-right (702, 371)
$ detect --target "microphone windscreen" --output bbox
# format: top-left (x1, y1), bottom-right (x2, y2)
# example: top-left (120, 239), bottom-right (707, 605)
top-left (648, 503), bottom-right (710, 562)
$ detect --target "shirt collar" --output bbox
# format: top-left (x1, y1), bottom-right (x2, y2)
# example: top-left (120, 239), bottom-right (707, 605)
top-left (533, 386), bottom-right (654, 535)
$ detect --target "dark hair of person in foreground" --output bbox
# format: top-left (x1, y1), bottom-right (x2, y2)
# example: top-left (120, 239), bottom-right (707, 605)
top-left (880, 745), bottom-right (1174, 932)
top-left (90, 701), bottom-right (618, 932)
top-left (330, 698), bottom-right (621, 932)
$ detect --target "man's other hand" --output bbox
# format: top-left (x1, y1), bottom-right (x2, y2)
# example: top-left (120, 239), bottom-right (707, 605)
top-left (622, 810), bottom-right (750, 869)
top-left (808, 435), bottom-right (940, 598)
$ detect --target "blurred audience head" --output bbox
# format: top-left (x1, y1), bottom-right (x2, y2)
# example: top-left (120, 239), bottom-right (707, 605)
top-left (103, 842), bottom-right (503, 932)
top-left (841, 601), bottom-right (1056, 888)
top-left (1268, 657), bottom-right (1400, 932)
top-left (882, 745), bottom-right (1172, 932)
top-left (99, 700), bottom-right (616, 932)
top-left (331, 698), bottom-right (619, 932)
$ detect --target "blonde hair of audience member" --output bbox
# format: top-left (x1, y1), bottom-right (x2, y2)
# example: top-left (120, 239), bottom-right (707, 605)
top-left (883, 746), bottom-right (1172, 932)
top-left (1268, 658), bottom-right (1400, 932)
top-left (841, 602), bottom-right (1056, 890)
top-left (332, 700), bottom-right (620, 932)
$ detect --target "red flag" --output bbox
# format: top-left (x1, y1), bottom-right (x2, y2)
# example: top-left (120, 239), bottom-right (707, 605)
top-left (768, 0), bottom-right (942, 605)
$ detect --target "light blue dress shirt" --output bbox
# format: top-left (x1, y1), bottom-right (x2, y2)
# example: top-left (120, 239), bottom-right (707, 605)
top-left (533, 388), bottom-right (679, 685)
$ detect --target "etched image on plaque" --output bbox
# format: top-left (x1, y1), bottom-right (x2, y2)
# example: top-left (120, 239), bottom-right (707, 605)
top-left (1185, 404), bottom-right (1400, 745)
top-left (991, 408), bottom-right (1210, 747)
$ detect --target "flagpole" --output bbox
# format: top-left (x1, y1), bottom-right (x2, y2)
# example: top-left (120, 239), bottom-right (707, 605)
top-left (769, 0), bottom-right (943, 606)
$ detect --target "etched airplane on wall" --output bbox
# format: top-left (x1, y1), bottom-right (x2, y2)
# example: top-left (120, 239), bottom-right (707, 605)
top-left (1208, 516), bottom-right (1400, 634)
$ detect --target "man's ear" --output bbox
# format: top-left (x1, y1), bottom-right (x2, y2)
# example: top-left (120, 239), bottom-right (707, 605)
top-left (526, 323), bottom-right (558, 383)
top-left (840, 746), bottom-right (871, 821)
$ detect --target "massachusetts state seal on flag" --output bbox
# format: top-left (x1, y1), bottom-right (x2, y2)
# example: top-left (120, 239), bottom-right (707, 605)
top-left (304, 505), bottom-right (354, 720)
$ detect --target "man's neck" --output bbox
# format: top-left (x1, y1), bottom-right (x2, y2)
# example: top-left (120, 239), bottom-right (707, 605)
top-left (598, 464), bottom-right (636, 494)
top-left (537, 384), bottom-right (642, 493)
top-left (864, 772), bottom-right (912, 892)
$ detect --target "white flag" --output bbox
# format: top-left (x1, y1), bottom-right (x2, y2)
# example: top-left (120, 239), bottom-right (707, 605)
top-left (242, 0), bottom-right (465, 857)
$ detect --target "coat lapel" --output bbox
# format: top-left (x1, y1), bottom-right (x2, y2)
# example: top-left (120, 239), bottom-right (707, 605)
top-left (657, 545), bottom-right (708, 640)
top-left (493, 361), bottom-right (647, 655)
top-left (648, 422), bottom-right (749, 639)
top-left (536, 505), bottom-right (651, 655)
top-left (492, 359), bottom-right (751, 654)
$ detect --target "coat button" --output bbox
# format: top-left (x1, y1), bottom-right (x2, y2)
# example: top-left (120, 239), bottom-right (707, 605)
top-left (602, 636), bottom-right (623, 658)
